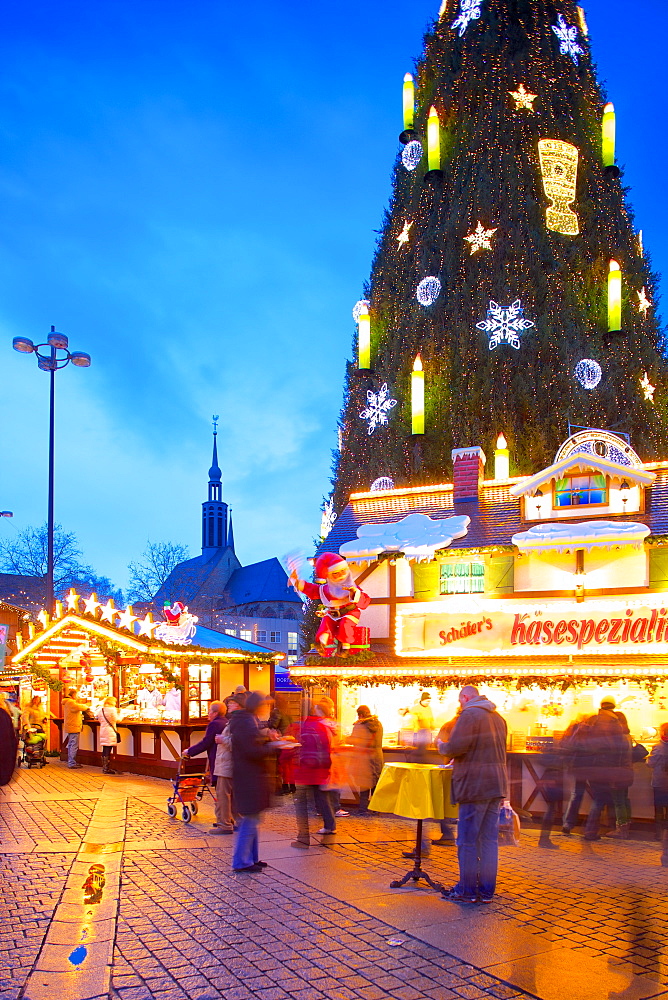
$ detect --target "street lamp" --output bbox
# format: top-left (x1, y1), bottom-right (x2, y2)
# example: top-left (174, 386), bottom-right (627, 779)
top-left (13, 326), bottom-right (91, 614)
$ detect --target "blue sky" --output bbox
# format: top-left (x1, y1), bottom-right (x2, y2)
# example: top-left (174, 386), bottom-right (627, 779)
top-left (0, 0), bottom-right (666, 593)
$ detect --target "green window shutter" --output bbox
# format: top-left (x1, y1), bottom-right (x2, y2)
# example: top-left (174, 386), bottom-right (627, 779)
top-left (649, 548), bottom-right (668, 590)
top-left (486, 555), bottom-right (514, 594)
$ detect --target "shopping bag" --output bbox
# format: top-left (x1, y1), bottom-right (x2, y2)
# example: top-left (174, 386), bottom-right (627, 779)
top-left (498, 799), bottom-right (520, 846)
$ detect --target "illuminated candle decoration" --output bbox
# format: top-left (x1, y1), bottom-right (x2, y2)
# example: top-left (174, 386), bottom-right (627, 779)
top-left (494, 434), bottom-right (509, 480)
top-left (608, 260), bottom-right (622, 333)
top-left (538, 139), bottom-right (580, 236)
top-left (357, 303), bottom-right (371, 369)
top-left (464, 221), bottom-right (497, 254)
top-left (402, 140), bottom-right (423, 171)
top-left (416, 276), bottom-right (441, 306)
top-left (509, 84), bottom-right (537, 112)
top-left (427, 106), bottom-right (441, 172)
top-left (638, 231), bottom-right (644, 255)
top-left (412, 355), bottom-right (425, 435)
top-left (403, 73), bottom-right (415, 132)
top-left (637, 287), bottom-right (650, 315)
top-left (640, 372), bottom-right (655, 402)
top-left (352, 299), bottom-right (370, 323)
top-left (396, 220), bottom-right (413, 247)
top-left (574, 359), bottom-right (602, 389)
top-left (577, 6), bottom-right (589, 36)
top-left (602, 103), bottom-right (616, 167)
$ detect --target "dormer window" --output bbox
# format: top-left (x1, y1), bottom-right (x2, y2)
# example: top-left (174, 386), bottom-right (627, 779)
top-left (555, 474), bottom-right (607, 508)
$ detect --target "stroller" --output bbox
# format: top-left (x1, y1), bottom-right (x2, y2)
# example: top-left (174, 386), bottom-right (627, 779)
top-left (19, 724), bottom-right (48, 768)
top-left (166, 755), bottom-right (215, 823)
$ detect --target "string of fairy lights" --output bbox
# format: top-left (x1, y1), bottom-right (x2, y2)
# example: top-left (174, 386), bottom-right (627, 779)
top-left (330, 0), bottom-right (665, 513)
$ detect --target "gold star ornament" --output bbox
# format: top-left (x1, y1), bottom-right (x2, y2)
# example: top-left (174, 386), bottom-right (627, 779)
top-left (464, 221), bottom-right (498, 255)
top-left (640, 372), bottom-right (655, 402)
top-left (510, 83), bottom-right (537, 112)
top-left (396, 220), bottom-right (413, 247)
top-left (637, 288), bottom-right (651, 315)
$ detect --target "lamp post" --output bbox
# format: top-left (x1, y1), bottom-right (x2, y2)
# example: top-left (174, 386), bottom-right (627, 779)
top-left (13, 326), bottom-right (91, 614)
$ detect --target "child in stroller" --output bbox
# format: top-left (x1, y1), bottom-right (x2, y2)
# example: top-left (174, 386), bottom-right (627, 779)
top-left (19, 723), bottom-right (47, 768)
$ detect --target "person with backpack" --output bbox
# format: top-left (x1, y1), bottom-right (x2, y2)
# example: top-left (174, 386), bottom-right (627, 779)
top-left (291, 701), bottom-right (336, 847)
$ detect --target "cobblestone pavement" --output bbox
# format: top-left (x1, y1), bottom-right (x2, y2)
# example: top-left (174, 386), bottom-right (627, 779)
top-left (2, 762), bottom-right (668, 1000)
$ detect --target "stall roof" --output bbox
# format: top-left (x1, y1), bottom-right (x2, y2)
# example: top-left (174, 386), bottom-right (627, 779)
top-left (193, 624), bottom-right (273, 654)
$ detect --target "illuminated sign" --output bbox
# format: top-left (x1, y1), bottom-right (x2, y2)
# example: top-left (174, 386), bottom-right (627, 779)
top-left (397, 598), bottom-right (668, 657)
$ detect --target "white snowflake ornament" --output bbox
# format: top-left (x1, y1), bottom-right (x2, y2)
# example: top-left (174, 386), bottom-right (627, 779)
top-left (552, 14), bottom-right (584, 65)
top-left (359, 384), bottom-right (398, 435)
top-left (451, 0), bottom-right (483, 37)
top-left (476, 299), bottom-right (535, 350)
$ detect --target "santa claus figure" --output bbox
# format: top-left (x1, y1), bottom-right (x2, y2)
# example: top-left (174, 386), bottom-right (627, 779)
top-left (291, 552), bottom-right (370, 657)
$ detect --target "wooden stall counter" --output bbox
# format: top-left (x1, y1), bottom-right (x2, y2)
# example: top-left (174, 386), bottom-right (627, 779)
top-left (53, 718), bottom-right (209, 779)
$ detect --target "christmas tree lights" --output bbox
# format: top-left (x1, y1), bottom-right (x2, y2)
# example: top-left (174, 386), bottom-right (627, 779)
top-left (608, 260), bottom-right (622, 334)
top-left (359, 384), bottom-right (397, 435)
top-left (509, 84), bottom-right (537, 112)
top-left (552, 14), bottom-right (584, 65)
top-left (451, 0), bottom-right (483, 37)
top-left (411, 356), bottom-right (425, 435)
top-left (477, 300), bottom-right (535, 351)
top-left (465, 222), bottom-right (497, 254)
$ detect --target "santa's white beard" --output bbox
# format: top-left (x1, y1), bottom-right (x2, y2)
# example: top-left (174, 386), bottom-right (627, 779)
top-left (327, 572), bottom-right (355, 598)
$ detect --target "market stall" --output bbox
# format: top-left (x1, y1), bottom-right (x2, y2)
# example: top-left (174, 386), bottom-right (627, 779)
top-left (11, 592), bottom-right (278, 777)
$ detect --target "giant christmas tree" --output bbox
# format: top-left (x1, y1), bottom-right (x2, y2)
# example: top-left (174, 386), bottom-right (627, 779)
top-left (330, 0), bottom-right (668, 514)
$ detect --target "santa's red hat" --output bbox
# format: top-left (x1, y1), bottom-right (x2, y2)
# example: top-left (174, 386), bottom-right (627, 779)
top-left (315, 552), bottom-right (348, 580)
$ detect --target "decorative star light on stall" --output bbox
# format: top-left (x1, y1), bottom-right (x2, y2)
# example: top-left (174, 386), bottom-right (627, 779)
top-left (640, 372), bottom-right (656, 402)
top-left (396, 221), bottom-right (413, 247)
top-left (509, 83), bottom-right (537, 112)
top-left (320, 497), bottom-right (337, 540)
top-left (552, 14), bottom-right (584, 65)
top-left (476, 300), bottom-right (535, 351)
top-left (401, 141), bottom-right (423, 171)
top-left (464, 222), bottom-right (497, 255)
top-left (574, 359), bottom-right (602, 390)
top-left (416, 276), bottom-right (441, 306)
top-left (637, 288), bottom-right (651, 315)
top-left (451, 0), bottom-right (483, 37)
top-left (352, 299), bottom-right (370, 323)
top-left (359, 384), bottom-right (398, 435)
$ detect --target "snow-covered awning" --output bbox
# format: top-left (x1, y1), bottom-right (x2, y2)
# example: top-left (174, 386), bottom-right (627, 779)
top-left (509, 454), bottom-right (655, 498)
top-left (339, 512), bottom-right (470, 565)
top-left (511, 520), bottom-right (651, 554)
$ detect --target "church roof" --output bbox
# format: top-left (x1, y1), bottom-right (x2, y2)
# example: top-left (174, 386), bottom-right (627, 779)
top-left (224, 558), bottom-right (301, 607)
top-left (152, 546), bottom-right (239, 607)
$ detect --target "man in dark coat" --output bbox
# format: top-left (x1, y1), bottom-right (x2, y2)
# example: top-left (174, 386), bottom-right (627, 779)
top-left (183, 701), bottom-right (227, 778)
top-left (437, 685), bottom-right (508, 903)
top-left (229, 691), bottom-right (273, 872)
top-left (0, 693), bottom-right (18, 786)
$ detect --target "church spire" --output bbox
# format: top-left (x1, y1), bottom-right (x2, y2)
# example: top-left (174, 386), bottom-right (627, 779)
top-left (227, 510), bottom-right (235, 553)
top-left (202, 415), bottom-right (228, 555)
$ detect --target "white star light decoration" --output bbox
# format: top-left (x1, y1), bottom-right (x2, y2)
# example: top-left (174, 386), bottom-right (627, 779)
top-left (509, 84), bottom-right (537, 112)
top-left (359, 383), bottom-right (398, 435)
top-left (637, 288), bottom-right (651, 315)
top-left (397, 221), bottom-right (413, 247)
top-left (641, 372), bottom-right (655, 402)
top-left (476, 300), bottom-right (535, 351)
top-left (451, 0), bottom-right (483, 37)
top-left (465, 222), bottom-right (497, 254)
top-left (552, 14), bottom-right (584, 65)
top-left (320, 498), bottom-right (338, 540)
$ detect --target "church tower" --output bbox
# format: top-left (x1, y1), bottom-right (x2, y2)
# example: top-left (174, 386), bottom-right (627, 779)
top-left (201, 417), bottom-right (230, 558)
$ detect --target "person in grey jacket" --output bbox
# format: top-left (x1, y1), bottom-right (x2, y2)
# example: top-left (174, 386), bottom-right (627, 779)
top-left (437, 685), bottom-right (508, 903)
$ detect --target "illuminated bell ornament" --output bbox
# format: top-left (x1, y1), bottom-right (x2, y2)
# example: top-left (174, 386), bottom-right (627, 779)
top-left (509, 84), bottom-right (537, 112)
top-left (538, 139), bottom-right (580, 236)
top-left (464, 222), bottom-right (497, 255)
top-left (359, 383), bottom-right (397, 435)
top-left (451, 0), bottom-right (483, 37)
top-left (416, 276), bottom-right (441, 306)
top-left (640, 372), bottom-right (655, 402)
top-left (401, 140), bottom-right (423, 171)
top-left (476, 300), bottom-right (535, 351)
top-left (552, 14), bottom-right (584, 65)
top-left (574, 359), bottom-right (602, 390)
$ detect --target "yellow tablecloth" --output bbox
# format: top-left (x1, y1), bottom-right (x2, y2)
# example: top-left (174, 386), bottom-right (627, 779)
top-left (369, 762), bottom-right (458, 820)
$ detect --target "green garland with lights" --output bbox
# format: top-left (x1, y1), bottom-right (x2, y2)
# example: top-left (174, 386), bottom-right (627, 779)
top-left (22, 658), bottom-right (64, 693)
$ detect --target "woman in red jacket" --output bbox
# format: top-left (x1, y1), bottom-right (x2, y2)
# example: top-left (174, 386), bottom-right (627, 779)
top-left (292, 702), bottom-right (336, 847)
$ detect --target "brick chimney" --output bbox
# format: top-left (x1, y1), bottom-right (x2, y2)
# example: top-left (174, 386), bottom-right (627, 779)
top-left (452, 446), bottom-right (486, 502)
